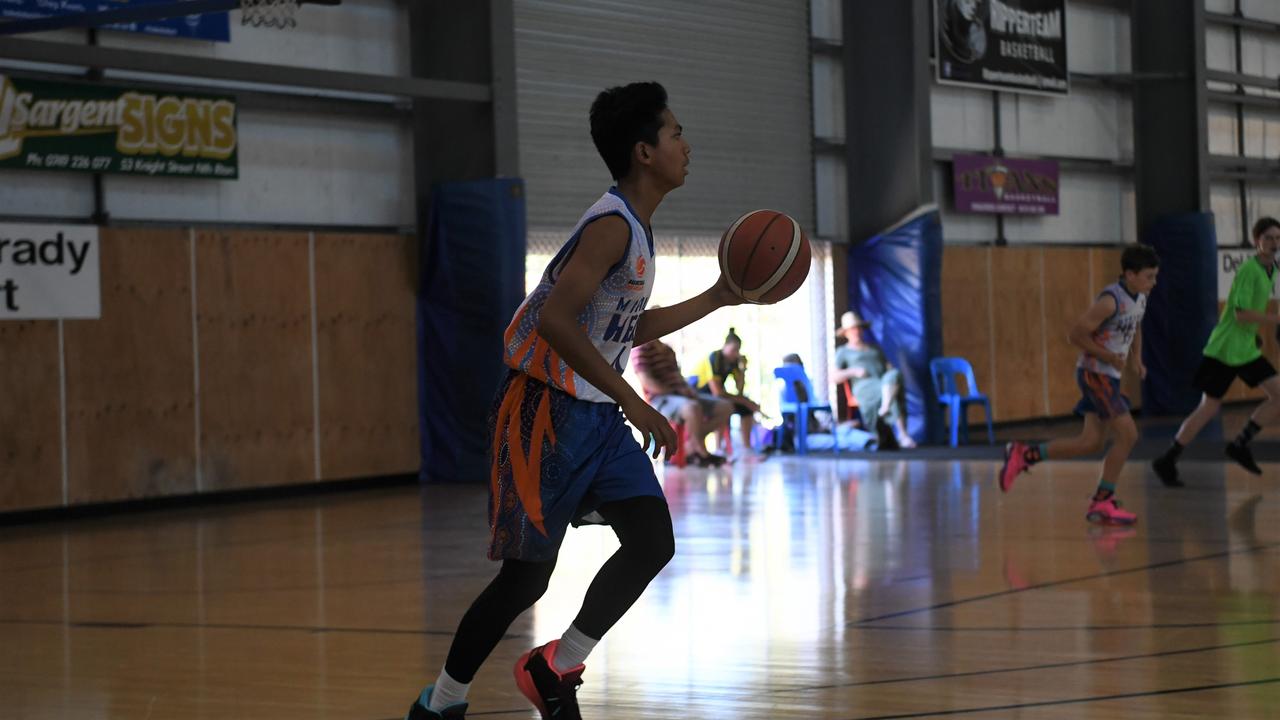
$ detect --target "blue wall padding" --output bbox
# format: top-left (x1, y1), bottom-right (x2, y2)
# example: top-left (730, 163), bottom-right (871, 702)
top-left (848, 207), bottom-right (944, 444)
top-left (1142, 212), bottom-right (1218, 416)
top-left (418, 179), bottom-right (527, 483)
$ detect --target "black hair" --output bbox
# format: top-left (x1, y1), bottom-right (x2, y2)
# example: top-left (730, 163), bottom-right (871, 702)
top-left (1120, 244), bottom-right (1159, 273)
top-left (589, 82), bottom-right (669, 180)
top-left (725, 328), bottom-right (741, 346)
top-left (1252, 216), bottom-right (1280, 242)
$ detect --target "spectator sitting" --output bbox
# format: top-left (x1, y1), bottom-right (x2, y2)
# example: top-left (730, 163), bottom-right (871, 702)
top-left (632, 338), bottom-right (733, 466)
top-left (694, 328), bottom-right (762, 458)
top-left (831, 311), bottom-right (917, 449)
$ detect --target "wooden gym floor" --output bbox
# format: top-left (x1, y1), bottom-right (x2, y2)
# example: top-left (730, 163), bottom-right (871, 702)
top-left (1, 455), bottom-right (1278, 719)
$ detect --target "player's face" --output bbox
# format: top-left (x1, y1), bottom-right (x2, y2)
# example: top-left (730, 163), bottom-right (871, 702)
top-left (722, 342), bottom-right (740, 362)
top-left (1255, 226), bottom-right (1280, 261)
top-left (1125, 267), bottom-right (1158, 294)
top-left (645, 109), bottom-right (690, 190)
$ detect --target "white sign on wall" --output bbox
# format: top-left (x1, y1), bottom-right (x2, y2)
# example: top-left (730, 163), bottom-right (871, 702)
top-left (0, 223), bottom-right (100, 319)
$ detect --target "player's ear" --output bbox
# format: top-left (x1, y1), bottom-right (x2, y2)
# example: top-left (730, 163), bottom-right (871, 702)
top-left (636, 142), bottom-right (651, 164)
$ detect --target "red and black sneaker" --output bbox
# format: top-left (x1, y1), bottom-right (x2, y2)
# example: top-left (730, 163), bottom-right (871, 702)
top-left (513, 640), bottom-right (584, 720)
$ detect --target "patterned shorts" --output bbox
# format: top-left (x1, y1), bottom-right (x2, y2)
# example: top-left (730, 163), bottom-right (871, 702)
top-left (1074, 368), bottom-right (1130, 420)
top-left (486, 370), bottom-right (663, 561)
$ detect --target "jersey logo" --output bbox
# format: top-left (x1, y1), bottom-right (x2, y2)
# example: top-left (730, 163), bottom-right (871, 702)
top-left (636, 255), bottom-right (646, 277)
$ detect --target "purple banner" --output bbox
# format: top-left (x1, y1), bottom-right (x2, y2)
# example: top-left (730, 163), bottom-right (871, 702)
top-left (952, 154), bottom-right (1059, 215)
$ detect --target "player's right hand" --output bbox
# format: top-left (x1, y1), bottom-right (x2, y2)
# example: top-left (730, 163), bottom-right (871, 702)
top-left (622, 396), bottom-right (679, 460)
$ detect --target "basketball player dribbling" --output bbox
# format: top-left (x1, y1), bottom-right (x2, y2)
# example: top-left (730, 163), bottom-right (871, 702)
top-left (405, 82), bottom-right (751, 720)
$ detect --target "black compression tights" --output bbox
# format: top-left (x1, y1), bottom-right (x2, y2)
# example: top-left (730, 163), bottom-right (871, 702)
top-left (442, 495), bottom-right (674, 682)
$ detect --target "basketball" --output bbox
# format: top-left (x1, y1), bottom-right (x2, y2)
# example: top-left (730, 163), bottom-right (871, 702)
top-left (718, 209), bottom-right (811, 304)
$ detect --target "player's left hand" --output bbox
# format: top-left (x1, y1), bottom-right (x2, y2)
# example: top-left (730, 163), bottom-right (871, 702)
top-left (711, 275), bottom-right (746, 307)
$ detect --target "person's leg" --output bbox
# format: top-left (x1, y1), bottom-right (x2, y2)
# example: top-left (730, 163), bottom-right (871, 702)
top-left (419, 559), bottom-right (558, 713)
top-left (677, 397), bottom-right (707, 457)
top-left (853, 380), bottom-right (883, 432)
top-left (1085, 411), bottom-right (1139, 525)
top-left (704, 397), bottom-right (733, 455)
top-left (1175, 394), bottom-right (1225, 446)
top-left (1046, 413), bottom-right (1108, 460)
top-left (1226, 370), bottom-right (1280, 474)
top-left (570, 496), bottom-right (675, 641)
top-left (738, 407), bottom-right (756, 453)
top-left (514, 497), bottom-right (673, 720)
top-left (1152, 393), bottom-right (1221, 488)
top-left (1155, 357), bottom-right (1233, 486)
top-left (880, 370), bottom-right (916, 449)
top-left (999, 414), bottom-right (1105, 493)
top-left (1098, 412), bottom-right (1138, 492)
top-left (878, 370), bottom-right (900, 419)
top-left (1001, 369), bottom-right (1112, 492)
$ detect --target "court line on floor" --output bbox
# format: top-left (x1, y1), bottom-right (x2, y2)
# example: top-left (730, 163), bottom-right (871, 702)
top-left (847, 541), bottom-right (1280, 626)
top-left (774, 636), bottom-right (1278, 694)
top-left (855, 618), bottom-right (1280, 632)
top-left (0, 617), bottom-right (530, 641)
top-left (0, 516), bottom-right (481, 578)
top-left (841, 676), bottom-right (1280, 719)
top-left (379, 673), bottom-right (1280, 720)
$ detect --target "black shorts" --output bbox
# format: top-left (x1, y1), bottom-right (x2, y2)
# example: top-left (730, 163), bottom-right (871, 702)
top-left (1193, 355), bottom-right (1278, 399)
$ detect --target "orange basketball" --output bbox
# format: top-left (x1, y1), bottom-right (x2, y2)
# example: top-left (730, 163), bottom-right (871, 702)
top-left (718, 209), bottom-right (811, 304)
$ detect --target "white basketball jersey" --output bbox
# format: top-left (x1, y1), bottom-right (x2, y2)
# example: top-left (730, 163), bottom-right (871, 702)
top-left (503, 188), bottom-right (655, 403)
top-left (1077, 281), bottom-right (1147, 380)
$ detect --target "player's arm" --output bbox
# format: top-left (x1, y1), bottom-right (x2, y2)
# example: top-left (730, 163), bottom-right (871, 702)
top-left (1130, 327), bottom-right (1146, 379)
top-left (1230, 271), bottom-right (1280, 325)
top-left (539, 216), bottom-right (676, 457)
top-left (631, 275), bottom-right (742, 346)
top-left (731, 364), bottom-right (746, 395)
top-left (1232, 308), bottom-right (1280, 325)
top-left (1067, 294), bottom-right (1125, 369)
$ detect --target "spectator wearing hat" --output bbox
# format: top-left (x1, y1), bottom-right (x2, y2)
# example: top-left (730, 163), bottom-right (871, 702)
top-left (832, 311), bottom-right (916, 449)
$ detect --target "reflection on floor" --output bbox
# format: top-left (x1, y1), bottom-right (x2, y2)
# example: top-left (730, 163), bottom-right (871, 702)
top-left (1, 455), bottom-right (1277, 718)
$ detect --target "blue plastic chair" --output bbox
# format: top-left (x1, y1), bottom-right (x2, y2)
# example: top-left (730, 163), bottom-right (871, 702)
top-left (773, 365), bottom-right (835, 455)
top-left (929, 357), bottom-right (994, 448)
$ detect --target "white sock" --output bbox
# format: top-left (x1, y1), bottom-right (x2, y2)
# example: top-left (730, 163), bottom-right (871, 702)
top-left (425, 668), bottom-right (469, 711)
top-left (552, 624), bottom-right (598, 672)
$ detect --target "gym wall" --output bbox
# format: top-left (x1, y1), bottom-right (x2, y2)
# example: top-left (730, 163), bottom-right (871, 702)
top-left (0, 1), bottom-right (418, 512)
top-left (1205, 0), bottom-right (1280, 248)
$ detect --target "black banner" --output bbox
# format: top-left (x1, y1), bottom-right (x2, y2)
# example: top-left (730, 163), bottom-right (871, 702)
top-left (935, 0), bottom-right (1068, 95)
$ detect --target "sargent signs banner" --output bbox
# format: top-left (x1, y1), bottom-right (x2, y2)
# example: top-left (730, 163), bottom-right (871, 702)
top-left (0, 74), bottom-right (238, 179)
top-left (935, 0), bottom-right (1068, 95)
top-left (0, 224), bottom-right (100, 320)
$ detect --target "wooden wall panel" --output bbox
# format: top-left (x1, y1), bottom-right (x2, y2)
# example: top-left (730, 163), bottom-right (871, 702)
top-left (1043, 249), bottom-right (1091, 416)
top-left (196, 231), bottom-right (314, 491)
top-left (1088, 247), bottom-right (1122, 297)
top-left (64, 229), bottom-right (196, 504)
top-left (315, 234), bottom-right (418, 480)
top-left (940, 247), bottom-right (995, 426)
top-left (990, 248), bottom-right (1047, 421)
top-left (0, 322), bottom-right (61, 511)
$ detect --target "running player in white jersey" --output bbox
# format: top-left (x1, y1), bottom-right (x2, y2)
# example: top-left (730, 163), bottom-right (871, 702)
top-left (405, 82), bottom-right (746, 720)
top-left (998, 245), bottom-right (1160, 525)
